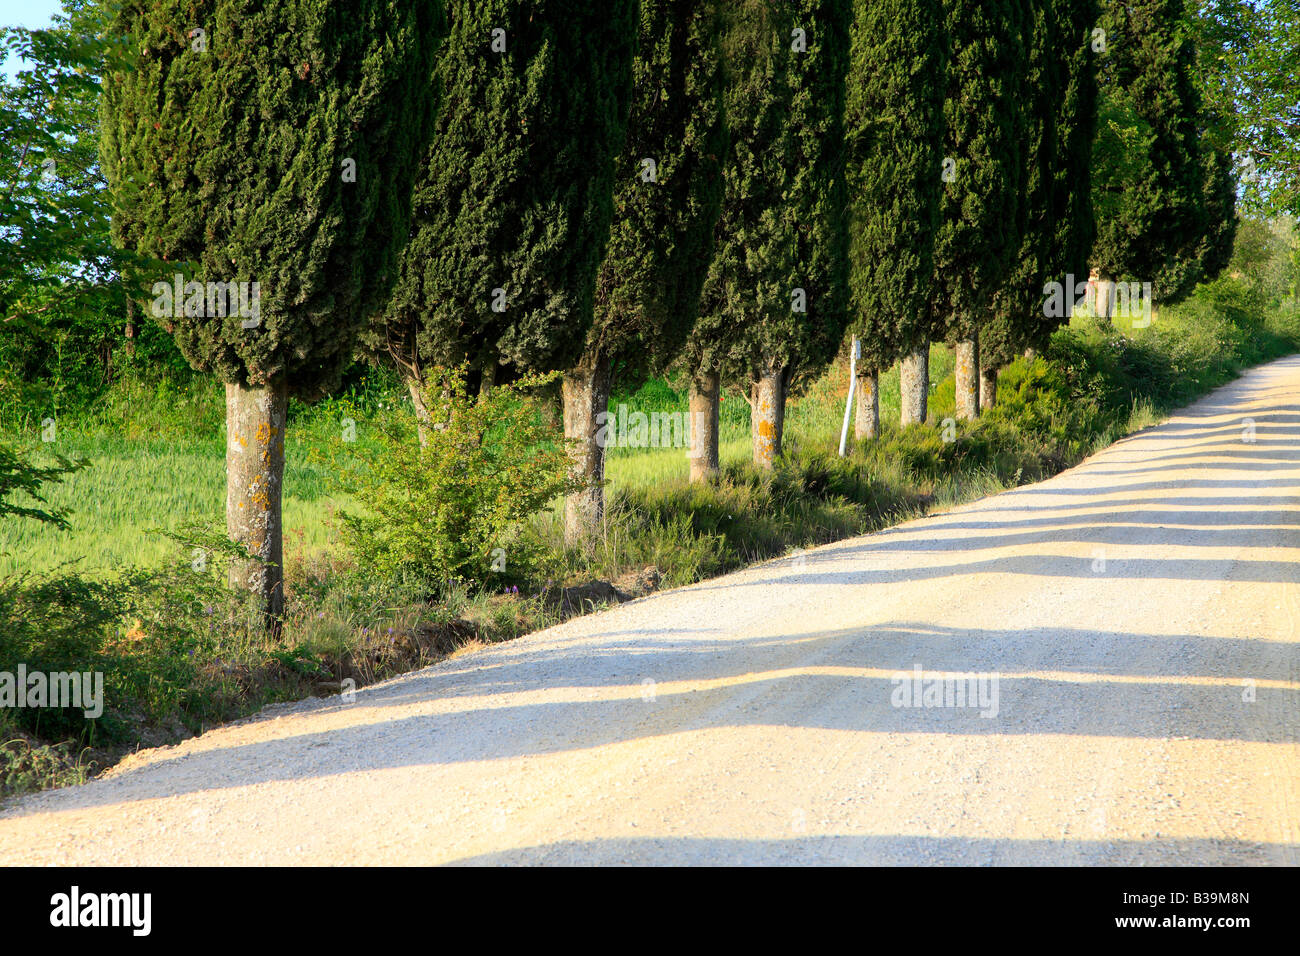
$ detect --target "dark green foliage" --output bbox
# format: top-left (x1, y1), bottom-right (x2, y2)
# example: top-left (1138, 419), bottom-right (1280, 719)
top-left (986, 0), bottom-right (1100, 364)
top-left (365, 0), bottom-right (638, 383)
top-left (1042, 0), bottom-right (1101, 339)
top-left (930, 0), bottom-right (1028, 346)
top-left (1091, 0), bottom-right (1207, 302)
top-left (99, 0), bottom-right (444, 398)
top-left (683, 0), bottom-right (852, 390)
top-left (843, 0), bottom-right (946, 374)
top-left (1193, 143), bottom-right (1239, 283)
top-left (590, 0), bottom-right (728, 384)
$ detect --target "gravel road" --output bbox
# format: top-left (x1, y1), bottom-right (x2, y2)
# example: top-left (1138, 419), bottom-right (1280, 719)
top-left (3, 356), bottom-right (1298, 865)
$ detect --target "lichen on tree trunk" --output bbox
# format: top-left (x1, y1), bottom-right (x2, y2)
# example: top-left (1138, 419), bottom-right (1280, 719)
top-left (899, 347), bottom-right (929, 426)
top-left (751, 368), bottom-right (785, 469)
top-left (955, 336), bottom-right (979, 421)
top-left (562, 353), bottom-right (613, 547)
top-left (225, 378), bottom-right (287, 633)
top-left (854, 367), bottom-right (879, 440)
top-left (688, 370), bottom-right (720, 482)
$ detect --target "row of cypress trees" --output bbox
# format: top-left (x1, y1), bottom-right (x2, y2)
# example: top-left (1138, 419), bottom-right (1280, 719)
top-left (97, 0), bottom-right (1227, 628)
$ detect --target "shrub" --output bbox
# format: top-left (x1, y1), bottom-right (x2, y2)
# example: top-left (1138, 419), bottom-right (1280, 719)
top-left (334, 367), bottom-right (582, 593)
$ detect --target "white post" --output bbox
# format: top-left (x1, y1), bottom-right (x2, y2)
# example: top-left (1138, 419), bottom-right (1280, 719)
top-left (838, 337), bottom-right (860, 457)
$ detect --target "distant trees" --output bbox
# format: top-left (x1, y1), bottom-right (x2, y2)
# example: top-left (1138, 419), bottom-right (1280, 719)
top-left (683, 0), bottom-right (851, 470)
top-left (843, 0), bottom-right (946, 439)
top-left (100, 0), bottom-right (444, 629)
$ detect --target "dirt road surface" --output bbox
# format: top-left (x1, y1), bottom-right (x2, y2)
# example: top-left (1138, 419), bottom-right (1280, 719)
top-left (3, 357), bottom-right (1298, 865)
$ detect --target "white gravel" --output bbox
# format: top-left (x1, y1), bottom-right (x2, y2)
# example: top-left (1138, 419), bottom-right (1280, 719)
top-left (2, 356), bottom-right (1298, 865)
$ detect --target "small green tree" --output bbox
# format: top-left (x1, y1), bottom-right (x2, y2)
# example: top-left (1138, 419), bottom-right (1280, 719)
top-left (337, 368), bottom-right (580, 592)
top-left (0, 0), bottom-right (122, 324)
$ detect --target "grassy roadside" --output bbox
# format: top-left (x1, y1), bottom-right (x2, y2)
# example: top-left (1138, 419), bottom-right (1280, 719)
top-left (2, 279), bottom-right (1298, 800)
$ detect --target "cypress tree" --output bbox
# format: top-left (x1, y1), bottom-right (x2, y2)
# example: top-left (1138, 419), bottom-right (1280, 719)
top-left (563, 0), bottom-right (727, 541)
top-left (931, 0), bottom-right (1028, 423)
top-left (983, 0), bottom-right (1100, 402)
top-left (100, 0), bottom-right (443, 629)
top-left (843, 0), bottom-right (946, 441)
top-left (1040, 0), bottom-right (1101, 351)
top-left (1090, 0), bottom-right (1206, 319)
top-left (1194, 143), bottom-right (1239, 282)
top-left (681, 0), bottom-right (851, 470)
top-left (362, 0), bottom-right (638, 438)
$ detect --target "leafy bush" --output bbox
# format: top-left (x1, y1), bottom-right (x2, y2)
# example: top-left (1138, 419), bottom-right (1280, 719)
top-left (334, 367), bottom-right (582, 593)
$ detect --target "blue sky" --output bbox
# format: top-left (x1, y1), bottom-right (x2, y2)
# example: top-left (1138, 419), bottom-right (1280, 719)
top-left (1, 0), bottom-right (65, 81)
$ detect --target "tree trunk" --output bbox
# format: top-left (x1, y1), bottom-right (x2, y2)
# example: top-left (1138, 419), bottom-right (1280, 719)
top-left (899, 347), bottom-right (928, 427)
top-left (979, 364), bottom-right (998, 411)
top-left (124, 296), bottom-right (137, 358)
top-left (478, 351), bottom-right (497, 402)
top-left (562, 353), bottom-right (613, 547)
top-left (751, 368), bottom-right (785, 469)
top-left (853, 367), bottom-right (879, 440)
top-left (1094, 276), bottom-right (1114, 325)
top-left (225, 379), bottom-right (288, 633)
top-left (954, 335), bottom-right (979, 421)
top-left (688, 370), bottom-right (720, 482)
top-left (407, 379), bottom-right (432, 448)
